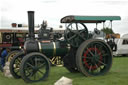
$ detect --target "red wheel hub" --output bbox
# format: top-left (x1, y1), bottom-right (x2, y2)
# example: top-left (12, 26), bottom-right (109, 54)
top-left (83, 48), bottom-right (102, 70)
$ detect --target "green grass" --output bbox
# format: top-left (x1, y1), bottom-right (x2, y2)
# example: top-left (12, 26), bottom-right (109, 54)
top-left (0, 57), bottom-right (128, 85)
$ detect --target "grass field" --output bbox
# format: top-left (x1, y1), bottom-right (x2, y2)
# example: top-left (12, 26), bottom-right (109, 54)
top-left (0, 57), bottom-right (128, 85)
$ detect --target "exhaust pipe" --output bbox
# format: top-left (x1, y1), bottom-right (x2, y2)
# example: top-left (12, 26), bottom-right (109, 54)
top-left (28, 11), bottom-right (35, 39)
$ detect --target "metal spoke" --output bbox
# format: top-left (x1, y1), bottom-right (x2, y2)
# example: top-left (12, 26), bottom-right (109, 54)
top-left (16, 58), bottom-right (21, 63)
top-left (70, 23), bottom-right (73, 30)
top-left (79, 29), bottom-right (85, 34)
top-left (86, 57), bottom-right (92, 59)
top-left (83, 60), bottom-right (89, 64)
top-left (83, 54), bottom-right (92, 60)
top-left (77, 33), bottom-right (86, 40)
top-left (15, 69), bottom-right (19, 73)
top-left (95, 63), bottom-right (100, 73)
top-left (26, 71), bottom-right (31, 77)
top-left (83, 59), bottom-right (90, 65)
top-left (95, 45), bottom-right (97, 55)
top-left (30, 58), bottom-right (34, 66)
top-left (68, 34), bottom-right (77, 41)
top-left (68, 24), bottom-right (76, 30)
top-left (76, 23), bottom-right (79, 30)
top-left (35, 57), bottom-right (37, 67)
top-left (27, 63), bottom-right (34, 69)
top-left (98, 60), bottom-right (106, 66)
top-left (68, 28), bottom-right (76, 34)
top-left (34, 73), bottom-right (36, 80)
top-left (38, 70), bottom-right (44, 75)
top-left (38, 62), bottom-right (45, 69)
top-left (27, 71), bottom-right (33, 77)
top-left (95, 63), bottom-right (98, 69)
top-left (17, 58), bottom-right (21, 62)
top-left (78, 25), bottom-right (83, 29)
top-left (99, 66), bottom-right (102, 72)
top-left (36, 72), bottom-right (40, 79)
top-left (89, 65), bottom-right (92, 72)
top-left (87, 48), bottom-right (94, 56)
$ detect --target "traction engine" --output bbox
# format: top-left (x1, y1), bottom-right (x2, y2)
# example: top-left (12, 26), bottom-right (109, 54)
top-left (9, 11), bottom-right (113, 83)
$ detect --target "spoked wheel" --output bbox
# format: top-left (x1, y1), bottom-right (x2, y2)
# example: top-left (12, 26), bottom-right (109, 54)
top-left (20, 52), bottom-right (50, 83)
top-left (6, 50), bottom-right (20, 62)
top-left (76, 39), bottom-right (113, 76)
top-left (9, 51), bottom-right (25, 79)
top-left (64, 23), bottom-right (88, 47)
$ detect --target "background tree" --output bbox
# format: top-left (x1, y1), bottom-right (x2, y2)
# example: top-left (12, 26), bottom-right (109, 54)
top-left (101, 27), bottom-right (114, 35)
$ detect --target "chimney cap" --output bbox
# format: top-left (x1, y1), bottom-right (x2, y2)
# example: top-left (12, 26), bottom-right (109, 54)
top-left (28, 11), bottom-right (34, 13)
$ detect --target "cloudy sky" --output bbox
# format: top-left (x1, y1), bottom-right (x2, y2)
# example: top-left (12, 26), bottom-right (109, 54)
top-left (0, 0), bottom-right (128, 35)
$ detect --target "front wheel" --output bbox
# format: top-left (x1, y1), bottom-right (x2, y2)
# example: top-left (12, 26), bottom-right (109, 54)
top-left (76, 39), bottom-right (113, 76)
top-left (20, 52), bottom-right (50, 83)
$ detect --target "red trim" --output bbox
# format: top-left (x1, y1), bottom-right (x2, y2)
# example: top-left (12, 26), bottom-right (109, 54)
top-left (83, 48), bottom-right (102, 70)
top-left (0, 44), bottom-right (12, 47)
top-left (18, 38), bottom-right (24, 42)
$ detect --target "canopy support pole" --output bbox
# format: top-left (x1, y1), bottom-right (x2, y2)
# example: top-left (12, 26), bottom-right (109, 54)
top-left (110, 20), bottom-right (113, 29)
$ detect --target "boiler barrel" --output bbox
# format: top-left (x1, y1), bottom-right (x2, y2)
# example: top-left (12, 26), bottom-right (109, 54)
top-left (38, 41), bottom-right (70, 57)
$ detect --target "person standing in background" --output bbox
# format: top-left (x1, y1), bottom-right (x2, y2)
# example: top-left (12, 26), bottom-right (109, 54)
top-left (0, 48), bottom-right (10, 72)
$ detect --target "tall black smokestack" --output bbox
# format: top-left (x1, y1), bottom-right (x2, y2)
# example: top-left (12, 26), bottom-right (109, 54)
top-left (28, 11), bottom-right (35, 40)
top-left (24, 11), bottom-right (39, 53)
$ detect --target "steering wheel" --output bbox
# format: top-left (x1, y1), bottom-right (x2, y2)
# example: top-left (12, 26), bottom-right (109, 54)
top-left (64, 23), bottom-right (88, 47)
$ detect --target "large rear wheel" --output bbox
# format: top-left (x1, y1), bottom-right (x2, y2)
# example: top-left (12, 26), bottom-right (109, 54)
top-left (76, 39), bottom-right (113, 76)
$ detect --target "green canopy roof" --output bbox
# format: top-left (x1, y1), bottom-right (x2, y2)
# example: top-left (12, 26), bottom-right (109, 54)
top-left (61, 15), bottom-right (121, 23)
